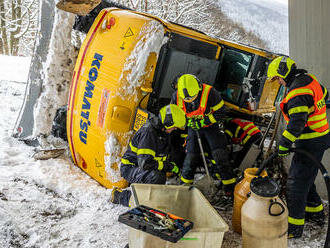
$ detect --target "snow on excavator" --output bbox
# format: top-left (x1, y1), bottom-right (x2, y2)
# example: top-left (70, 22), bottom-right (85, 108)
top-left (16, 2), bottom-right (284, 189)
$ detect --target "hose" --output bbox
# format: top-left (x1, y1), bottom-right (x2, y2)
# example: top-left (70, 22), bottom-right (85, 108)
top-left (256, 152), bottom-right (277, 176)
top-left (256, 148), bottom-right (330, 248)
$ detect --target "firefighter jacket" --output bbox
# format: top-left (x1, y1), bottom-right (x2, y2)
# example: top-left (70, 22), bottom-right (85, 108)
top-left (279, 71), bottom-right (329, 149)
top-left (171, 83), bottom-right (226, 126)
top-left (224, 118), bottom-right (261, 146)
top-left (121, 115), bottom-right (171, 172)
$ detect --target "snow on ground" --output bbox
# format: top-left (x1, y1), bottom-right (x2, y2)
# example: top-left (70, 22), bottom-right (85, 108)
top-left (0, 55), bottom-right (31, 82)
top-left (218, 0), bottom-right (289, 54)
top-left (0, 56), bottom-right (128, 247)
top-left (0, 56), bottom-right (328, 247)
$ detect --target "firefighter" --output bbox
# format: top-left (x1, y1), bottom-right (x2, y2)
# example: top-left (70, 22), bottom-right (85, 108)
top-left (171, 74), bottom-right (236, 195)
top-left (111, 104), bottom-right (186, 207)
top-left (223, 118), bottom-right (262, 168)
top-left (267, 56), bottom-right (330, 238)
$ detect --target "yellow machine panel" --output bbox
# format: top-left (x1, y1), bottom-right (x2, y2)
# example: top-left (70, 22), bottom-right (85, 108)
top-left (67, 9), bottom-right (162, 188)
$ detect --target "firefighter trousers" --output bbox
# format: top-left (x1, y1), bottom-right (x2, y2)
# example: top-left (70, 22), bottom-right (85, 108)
top-left (120, 164), bottom-right (166, 185)
top-left (286, 147), bottom-right (324, 227)
top-left (114, 164), bottom-right (166, 207)
top-left (181, 125), bottom-right (236, 187)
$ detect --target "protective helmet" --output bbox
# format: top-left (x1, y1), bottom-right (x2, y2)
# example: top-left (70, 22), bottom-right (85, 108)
top-left (267, 56), bottom-right (296, 79)
top-left (159, 104), bottom-right (186, 129)
top-left (177, 74), bottom-right (201, 101)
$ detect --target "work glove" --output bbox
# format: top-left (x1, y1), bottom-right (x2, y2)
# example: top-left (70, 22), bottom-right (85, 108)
top-left (187, 118), bottom-right (206, 130)
top-left (164, 161), bottom-right (180, 174)
top-left (278, 144), bottom-right (290, 157)
top-left (278, 134), bottom-right (293, 157)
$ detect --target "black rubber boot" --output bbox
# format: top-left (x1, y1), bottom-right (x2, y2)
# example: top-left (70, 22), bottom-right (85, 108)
top-left (305, 210), bottom-right (325, 226)
top-left (305, 200), bottom-right (325, 226)
top-left (111, 188), bottom-right (131, 207)
top-left (211, 148), bottom-right (236, 194)
top-left (223, 183), bottom-right (235, 197)
top-left (288, 223), bottom-right (304, 239)
top-left (180, 153), bottom-right (201, 184)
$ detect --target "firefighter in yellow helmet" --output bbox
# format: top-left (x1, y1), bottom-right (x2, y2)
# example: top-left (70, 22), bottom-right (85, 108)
top-left (171, 74), bottom-right (236, 196)
top-left (111, 104), bottom-right (186, 206)
top-left (268, 56), bottom-right (330, 238)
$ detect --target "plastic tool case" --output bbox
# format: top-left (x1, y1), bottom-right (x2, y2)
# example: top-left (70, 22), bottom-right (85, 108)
top-left (119, 205), bottom-right (194, 243)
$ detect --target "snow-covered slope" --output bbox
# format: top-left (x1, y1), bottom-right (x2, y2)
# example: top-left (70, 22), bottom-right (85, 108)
top-left (0, 55), bottom-right (31, 82)
top-left (0, 79), bottom-right (128, 247)
top-left (218, 0), bottom-right (289, 54)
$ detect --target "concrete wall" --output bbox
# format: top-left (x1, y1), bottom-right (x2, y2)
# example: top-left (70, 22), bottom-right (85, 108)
top-left (289, 0), bottom-right (330, 87)
top-left (315, 110), bottom-right (330, 199)
top-left (289, 0), bottom-right (330, 198)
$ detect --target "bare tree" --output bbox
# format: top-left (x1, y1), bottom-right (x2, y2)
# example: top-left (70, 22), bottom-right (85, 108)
top-left (0, 0), bottom-right (38, 56)
top-left (117, 0), bottom-right (266, 49)
top-left (0, 0), bottom-right (9, 54)
top-left (119, 0), bottom-right (211, 24)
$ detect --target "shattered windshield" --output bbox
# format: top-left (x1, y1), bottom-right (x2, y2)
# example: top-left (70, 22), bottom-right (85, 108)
top-left (215, 47), bottom-right (253, 105)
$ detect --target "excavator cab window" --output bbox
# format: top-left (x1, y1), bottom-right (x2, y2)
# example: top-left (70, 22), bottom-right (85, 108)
top-left (147, 33), bottom-right (271, 114)
top-left (214, 46), bottom-right (269, 109)
top-left (214, 47), bottom-right (252, 105)
top-left (147, 33), bottom-right (220, 114)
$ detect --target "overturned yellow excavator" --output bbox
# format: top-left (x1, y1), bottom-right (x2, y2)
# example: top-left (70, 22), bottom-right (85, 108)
top-left (62, 4), bottom-right (283, 189)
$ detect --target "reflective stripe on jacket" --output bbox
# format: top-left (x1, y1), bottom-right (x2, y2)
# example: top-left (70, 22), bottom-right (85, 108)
top-left (225, 118), bottom-right (261, 145)
top-left (175, 84), bottom-right (225, 126)
top-left (280, 74), bottom-right (329, 140)
top-left (177, 84), bottom-right (212, 118)
top-left (121, 118), bottom-right (169, 171)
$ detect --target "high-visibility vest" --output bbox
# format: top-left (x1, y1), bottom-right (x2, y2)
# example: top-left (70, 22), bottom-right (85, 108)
top-left (225, 119), bottom-right (261, 145)
top-left (280, 74), bottom-right (329, 139)
top-left (177, 84), bottom-right (212, 118)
